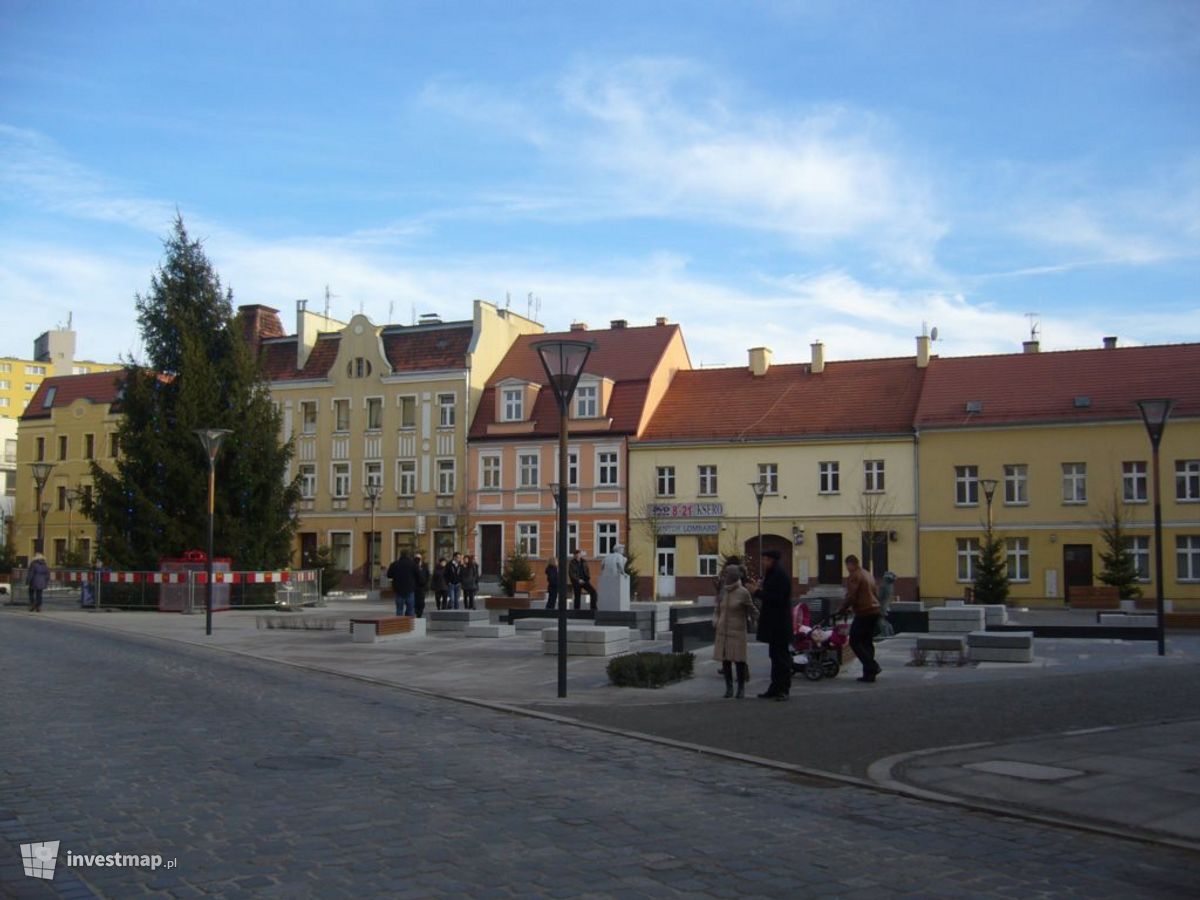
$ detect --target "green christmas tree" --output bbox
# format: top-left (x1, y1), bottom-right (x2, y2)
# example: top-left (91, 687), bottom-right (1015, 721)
top-left (86, 216), bottom-right (300, 570)
top-left (972, 527), bottom-right (1010, 605)
top-left (1098, 500), bottom-right (1143, 600)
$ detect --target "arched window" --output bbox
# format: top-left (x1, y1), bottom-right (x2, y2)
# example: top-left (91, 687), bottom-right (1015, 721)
top-left (347, 358), bottom-right (372, 378)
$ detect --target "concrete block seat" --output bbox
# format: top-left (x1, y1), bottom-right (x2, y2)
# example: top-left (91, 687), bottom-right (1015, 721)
top-left (968, 630), bottom-right (1034, 662)
top-left (513, 617), bottom-right (560, 632)
top-left (464, 623), bottom-right (516, 638)
top-left (928, 606), bottom-right (986, 634)
top-left (889, 601), bottom-right (925, 613)
top-left (1097, 613), bottom-right (1155, 626)
top-left (915, 634), bottom-right (967, 653)
top-left (982, 604), bottom-right (1009, 627)
top-left (426, 609), bottom-right (490, 633)
top-left (541, 625), bottom-right (630, 657)
top-left (350, 616), bottom-right (427, 643)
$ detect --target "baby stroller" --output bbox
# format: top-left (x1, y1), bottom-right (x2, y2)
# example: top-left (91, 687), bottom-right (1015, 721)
top-left (791, 603), bottom-right (850, 681)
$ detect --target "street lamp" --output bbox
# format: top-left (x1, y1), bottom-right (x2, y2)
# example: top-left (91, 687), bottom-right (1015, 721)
top-left (194, 428), bottom-right (232, 636)
top-left (364, 482), bottom-right (383, 591)
top-left (533, 338), bottom-right (594, 699)
top-left (29, 461), bottom-right (55, 554)
top-left (65, 486), bottom-right (80, 562)
top-left (980, 478), bottom-right (999, 530)
top-left (749, 479), bottom-right (769, 579)
top-left (1136, 399), bottom-right (1174, 657)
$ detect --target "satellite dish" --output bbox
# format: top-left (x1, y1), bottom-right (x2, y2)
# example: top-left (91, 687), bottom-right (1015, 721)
top-left (930, 326), bottom-right (939, 342)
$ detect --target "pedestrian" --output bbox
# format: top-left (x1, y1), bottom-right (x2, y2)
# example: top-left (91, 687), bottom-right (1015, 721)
top-left (713, 563), bottom-right (757, 699)
top-left (544, 558), bottom-right (559, 610)
top-left (876, 570), bottom-right (896, 638)
top-left (753, 548), bottom-right (793, 701)
top-left (445, 552), bottom-right (463, 610)
top-left (413, 553), bottom-right (430, 618)
top-left (715, 554), bottom-right (750, 593)
top-left (461, 554), bottom-right (480, 610)
top-left (836, 554), bottom-right (883, 683)
top-left (385, 551), bottom-right (416, 617)
top-left (431, 558), bottom-right (449, 610)
top-left (26, 552), bottom-right (51, 612)
top-left (568, 549), bottom-right (598, 611)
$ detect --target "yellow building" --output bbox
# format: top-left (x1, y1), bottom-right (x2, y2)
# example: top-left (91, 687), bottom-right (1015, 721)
top-left (252, 300), bottom-right (541, 583)
top-left (630, 343), bottom-right (928, 600)
top-left (915, 341), bottom-right (1200, 608)
top-left (14, 371), bottom-right (123, 563)
top-left (0, 326), bottom-right (120, 420)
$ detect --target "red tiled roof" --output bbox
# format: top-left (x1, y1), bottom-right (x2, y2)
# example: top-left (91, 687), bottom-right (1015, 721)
top-left (21, 371), bottom-right (125, 420)
top-left (258, 325), bottom-right (473, 382)
top-left (469, 324), bottom-right (683, 438)
top-left (639, 357), bottom-right (926, 442)
top-left (915, 343), bottom-right (1200, 428)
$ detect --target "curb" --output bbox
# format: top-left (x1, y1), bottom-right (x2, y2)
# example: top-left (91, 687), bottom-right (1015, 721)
top-left (14, 611), bottom-right (1200, 856)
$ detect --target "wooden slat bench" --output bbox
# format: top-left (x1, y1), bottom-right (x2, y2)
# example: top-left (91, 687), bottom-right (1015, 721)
top-left (350, 615), bottom-right (426, 643)
top-left (1068, 586), bottom-right (1120, 610)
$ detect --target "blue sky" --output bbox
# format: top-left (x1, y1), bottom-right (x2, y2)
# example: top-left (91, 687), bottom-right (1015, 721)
top-left (1, 0), bottom-right (1197, 367)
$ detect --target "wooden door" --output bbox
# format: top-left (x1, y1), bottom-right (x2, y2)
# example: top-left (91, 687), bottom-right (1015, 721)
top-left (1063, 544), bottom-right (1093, 601)
top-left (817, 533), bottom-right (843, 584)
top-left (480, 525), bottom-right (502, 578)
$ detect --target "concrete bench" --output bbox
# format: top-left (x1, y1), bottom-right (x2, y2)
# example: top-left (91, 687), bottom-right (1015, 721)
top-left (982, 604), bottom-right (1008, 627)
top-left (426, 609), bottom-right (490, 633)
top-left (541, 625), bottom-right (630, 657)
top-left (513, 617), bottom-right (560, 632)
top-left (916, 634), bottom-right (967, 653)
top-left (1097, 613), bottom-right (1155, 626)
top-left (350, 616), bottom-right (426, 643)
top-left (928, 606), bottom-right (986, 634)
top-left (968, 630), bottom-right (1034, 662)
top-left (464, 623), bottom-right (516, 638)
top-left (256, 615), bottom-right (344, 631)
top-left (889, 601), bottom-right (925, 613)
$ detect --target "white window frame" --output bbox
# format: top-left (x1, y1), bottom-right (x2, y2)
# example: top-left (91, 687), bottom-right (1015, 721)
top-left (517, 522), bottom-right (540, 558)
top-left (364, 460), bottom-right (383, 492)
top-left (518, 451), bottom-right (540, 488)
top-left (398, 395), bottom-right (417, 430)
top-left (1062, 462), bottom-right (1087, 505)
top-left (554, 447), bottom-right (579, 487)
top-left (956, 537), bottom-right (980, 582)
top-left (1004, 464), bottom-right (1028, 506)
top-left (864, 460), bottom-right (884, 493)
top-left (596, 521), bottom-right (619, 556)
top-left (329, 530), bottom-right (353, 573)
top-left (480, 453), bottom-right (502, 491)
top-left (1178, 535), bottom-right (1200, 582)
top-left (698, 465), bottom-right (718, 497)
top-left (300, 400), bottom-right (318, 434)
top-left (438, 393), bottom-right (456, 428)
top-left (397, 460), bottom-right (417, 497)
top-left (698, 554), bottom-right (720, 578)
top-left (365, 396), bottom-right (383, 431)
top-left (575, 384), bottom-right (598, 418)
top-left (502, 388), bottom-right (523, 422)
top-left (818, 461), bottom-right (839, 495)
top-left (1177, 460), bottom-right (1200, 502)
top-left (332, 462), bottom-right (351, 499)
top-left (299, 464), bottom-right (317, 499)
top-left (1005, 537), bottom-right (1030, 583)
top-left (1127, 535), bottom-right (1151, 582)
top-left (757, 463), bottom-right (779, 495)
top-left (333, 397), bottom-right (350, 433)
top-left (436, 458), bottom-right (456, 496)
top-left (1121, 461), bottom-right (1147, 503)
top-left (597, 449), bottom-right (619, 487)
top-left (955, 465), bottom-right (979, 506)
top-left (656, 466), bottom-right (675, 497)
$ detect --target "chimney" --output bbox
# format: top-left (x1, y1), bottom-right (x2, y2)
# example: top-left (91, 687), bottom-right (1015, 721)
top-left (610, 319), bottom-right (628, 329)
top-left (811, 341), bottom-right (825, 374)
top-left (655, 316), bottom-right (668, 326)
top-left (748, 347), bottom-right (772, 377)
top-left (916, 334), bottom-right (931, 368)
top-left (1103, 336), bottom-right (1118, 350)
top-left (570, 322), bottom-right (589, 332)
top-left (1022, 340), bottom-right (1040, 354)
top-left (238, 304), bottom-right (284, 353)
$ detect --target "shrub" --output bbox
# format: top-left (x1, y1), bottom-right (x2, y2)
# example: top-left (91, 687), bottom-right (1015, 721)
top-left (313, 545), bottom-right (342, 595)
top-left (607, 651), bottom-right (695, 688)
top-left (499, 551), bottom-right (533, 597)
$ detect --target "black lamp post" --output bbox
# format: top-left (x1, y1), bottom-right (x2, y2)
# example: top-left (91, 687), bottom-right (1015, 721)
top-left (980, 478), bottom-right (999, 530)
top-left (365, 482), bottom-right (383, 591)
top-left (30, 461), bottom-right (55, 555)
top-left (195, 429), bottom-right (232, 636)
top-left (749, 479), bottom-right (768, 578)
top-left (65, 486), bottom-right (80, 562)
top-left (533, 338), bottom-right (594, 699)
top-left (1136, 399), bottom-right (1174, 657)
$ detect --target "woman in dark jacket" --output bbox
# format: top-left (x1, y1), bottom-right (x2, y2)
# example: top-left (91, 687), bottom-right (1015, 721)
top-left (461, 555), bottom-right (480, 610)
top-left (413, 554), bottom-right (431, 617)
top-left (26, 553), bottom-right (51, 612)
top-left (431, 558), bottom-right (449, 610)
top-left (545, 559), bottom-right (559, 610)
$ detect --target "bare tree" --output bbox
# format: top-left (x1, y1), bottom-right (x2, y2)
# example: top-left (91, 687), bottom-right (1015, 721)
top-left (856, 490), bottom-right (895, 574)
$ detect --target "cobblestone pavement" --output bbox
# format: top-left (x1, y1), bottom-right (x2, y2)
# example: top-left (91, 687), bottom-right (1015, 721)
top-left (2, 617), bottom-right (1198, 898)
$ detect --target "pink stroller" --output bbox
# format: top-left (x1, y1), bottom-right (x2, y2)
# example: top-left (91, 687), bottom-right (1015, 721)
top-left (790, 603), bottom-right (850, 681)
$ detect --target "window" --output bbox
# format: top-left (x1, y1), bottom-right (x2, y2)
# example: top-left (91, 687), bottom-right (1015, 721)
top-left (596, 522), bottom-right (618, 556)
top-left (109, 433), bottom-right (119, 457)
top-left (365, 461), bottom-right (383, 491)
top-left (366, 397), bottom-right (383, 431)
top-left (398, 396), bottom-right (416, 429)
top-left (1062, 462), bottom-right (1087, 504)
top-left (300, 401), bottom-right (317, 433)
top-left (397, 460), bottom-right (416, 496)
top-left (575, 384), bottom-right (597, 418)
top-left (698, 465), bottom-right (718, 497)
top-left (0, 398), bottom-right (7, 408)
top-left (299, 464), bottom-right (316, 499)
top-left (26, 365), bottom-right (46, 375)
top-left (438, 393), bottom-right (456, 428)
top-left (1004, 464), bottom-right (1028, 505)
top-left (72, 366), bottom-right (89, 375)
top-left (566, 521), bottom-right (579, 555)
top-left (518, 452), bottom-right (539, 488)
top-left (1005, 537), bottom-right (1030, 583)
top-left (1178, 536), bottom-right (1200, 582)
top-left (36, 436), bottom-right (45, 461)
top-left (0, 363), bottom-right (8, 372)
top-left (698, 534), bottom-right (720, 577)
top-left (518, 523), bottom-right (539, 557)
top-left (437, 459), bottom-right (456, 495)
top-left (502, 388), bottom-right (523, 421)
top-left (330, 532), bottom-right (352, 573)
top-left (333, 398), bottom-right (350, 432)
top-left (1128, 535), bottom-right (1150, 582)
top-left (0, 380), bottom-right (7, 389)
top-left (81, 484), bottom-right (92, 508)
top-left (758, 463), bottom-right (778, 495)
top-left (346, 357), bottom-right (372, 378)
top-left (1177, 460), bottom-right (1200, 502)
top-left (57, 484), bottom-right (67, 511)
top-left (481, 455), bottom-right (501, 490)
top-left (598, 451), bottom-right (619, 487)
top-left (656, 466), bottom-right (675, 497)
top-left (565, 449), bottom-right (579, 487)
top-left (956, 537), bottom-right (981, 582)
top-left (58, 435), bottom-right (67, 460)
top-left (818, 461), bottom-right (840, 494)
top-left (84, 433), bottom-right (95, 460)
top-left (1117, 461), bottom-right (1147, 503)
top-left (332, 463), bottom-right (351, 498)
top-left (863, 460), bottom-right (885, 493)
top-left (25, 383), bottom-right (36, 392)
top-left (955, 466), bottom-right (979, 506)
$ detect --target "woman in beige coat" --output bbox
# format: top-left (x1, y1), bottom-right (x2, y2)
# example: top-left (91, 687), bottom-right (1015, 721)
top-left (713, 564), bottom-right (758, 698)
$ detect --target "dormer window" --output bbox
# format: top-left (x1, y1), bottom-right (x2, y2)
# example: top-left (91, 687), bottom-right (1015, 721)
top-left (575, 384), bottom-right (597, 418)
top-left (502, 388), bottom-right (524, 421)
top-left (347, 357), bottom-right (372, 378)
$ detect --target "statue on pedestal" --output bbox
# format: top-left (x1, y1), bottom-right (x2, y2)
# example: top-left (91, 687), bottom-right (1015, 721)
top-left (598, 544), bottom-right (630, 612)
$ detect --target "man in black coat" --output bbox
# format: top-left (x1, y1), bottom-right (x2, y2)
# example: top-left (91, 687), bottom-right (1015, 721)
top-left (386, 552), bottom-right (416, 617)
top-left (754, 549), bottom-right (793, 701)
top-left (412, 553), bottom-right (430, 618)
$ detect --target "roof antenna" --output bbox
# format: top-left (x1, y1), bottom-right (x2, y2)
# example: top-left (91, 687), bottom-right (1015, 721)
top-left (324, 285), bottom-right (339, 326)
top-left (387, 301), bottom-right (394, 324)
top-left (527, 291), bottom-right (533, 318)
top-left (1025, 312), bottom-right (1040, 343)
top-left (505, 291), bottom-right (511, 310)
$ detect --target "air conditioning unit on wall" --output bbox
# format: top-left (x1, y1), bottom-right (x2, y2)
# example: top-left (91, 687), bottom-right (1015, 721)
top-left (438, 514), bottom-right (457, 528)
